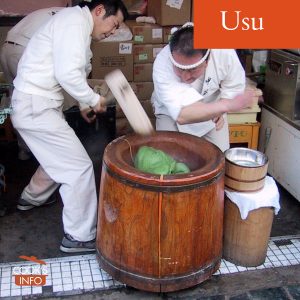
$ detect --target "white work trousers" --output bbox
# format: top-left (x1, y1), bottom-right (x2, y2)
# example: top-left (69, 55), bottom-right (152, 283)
top-left (156, 114), bottom-right (230, 152)
top-left (11, 90), bottom-right (97, 241)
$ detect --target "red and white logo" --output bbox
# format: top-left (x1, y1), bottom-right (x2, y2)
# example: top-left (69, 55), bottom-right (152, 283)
top-left (12, 256), bottom-right (47, 286)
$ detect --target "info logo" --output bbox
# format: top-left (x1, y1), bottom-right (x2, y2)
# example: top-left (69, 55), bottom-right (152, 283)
top-left (12, 256), bottom-right (47, 286)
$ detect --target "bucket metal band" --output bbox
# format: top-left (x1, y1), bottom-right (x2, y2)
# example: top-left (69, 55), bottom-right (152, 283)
top-left (103, 163), bottom-right (224, 193)
top-left (225, 173), bottom-right (266, 183)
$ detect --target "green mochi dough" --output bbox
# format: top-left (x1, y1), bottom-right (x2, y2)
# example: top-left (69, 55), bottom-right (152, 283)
top-left (134, 146), bottom-right (190, 175)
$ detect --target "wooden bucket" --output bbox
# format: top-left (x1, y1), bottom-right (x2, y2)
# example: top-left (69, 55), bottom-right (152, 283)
top-left (223, 197), bottom-right (274, 267)
top-left (224, 148), bottom-right (268, 192)
top-left (96, 131), bottom-right (225, 292)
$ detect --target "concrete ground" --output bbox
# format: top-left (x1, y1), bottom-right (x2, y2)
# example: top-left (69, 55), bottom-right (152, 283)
top-left (1, 108), bottom-right (300, 299)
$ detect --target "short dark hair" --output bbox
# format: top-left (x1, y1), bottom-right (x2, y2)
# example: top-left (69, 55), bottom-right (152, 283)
top-left (78, 0), bottom-right (129, 21)
top-left (169, 26), bottom-right (207, 57)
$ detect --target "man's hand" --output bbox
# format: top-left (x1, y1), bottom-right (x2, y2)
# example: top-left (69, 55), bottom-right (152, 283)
top-left (80, 96), bottom-right (107, 123)
top-left (212, 115), bottom-right (225, 131)
top-left (92, 96), bottom-right (107, 113)
top-left (80, 108), bottom-right (96, 123)
top-left (225, 90), bottom-right (256, 113)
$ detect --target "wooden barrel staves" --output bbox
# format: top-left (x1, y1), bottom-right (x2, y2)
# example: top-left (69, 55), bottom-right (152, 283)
top-left (223, 197), bottom-right (274, 267)
top-left (96, 131), bottom-right (225, 292)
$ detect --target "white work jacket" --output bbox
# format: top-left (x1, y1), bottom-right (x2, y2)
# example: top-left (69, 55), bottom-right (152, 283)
top-left (13, 6), bottom-right (97, 108)
top-left (6, 7), bottom-right (63, 47)
top-left (151, 46), bottom-right (246, 137)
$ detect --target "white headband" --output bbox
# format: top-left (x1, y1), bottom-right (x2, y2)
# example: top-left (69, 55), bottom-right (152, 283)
top-left (169, 22), bottom-right (210, 70)
top-left (169, 49), bottom-right (211, 70)
top-left (170, 22), bottom-right (194, 35)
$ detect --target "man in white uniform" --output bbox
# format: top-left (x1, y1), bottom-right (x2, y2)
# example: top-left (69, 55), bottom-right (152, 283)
top-left (152, 23), bottom-right (254, 152)
top-left (10, 0), bottom-right (128, 253)
top-left (0, 7), bottom-right (64, 160)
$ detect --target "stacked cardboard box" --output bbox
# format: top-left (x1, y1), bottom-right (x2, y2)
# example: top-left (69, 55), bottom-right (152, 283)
top-left (126, 21), bottom-right (165, 83)
top-left (133, 44), bottom-right (165, 64)
top-left (89, 1), bottom-right (193, 137)
top-left (126, 20), bottom-right (164, 44)
top-left (91, 41), bottom-right (134, 81)
top-left (147, 0), bottom-right (192, 26)
top-left (113, 21), bottom-right (167, 136)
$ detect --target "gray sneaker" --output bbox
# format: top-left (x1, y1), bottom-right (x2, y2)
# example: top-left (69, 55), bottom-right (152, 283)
top-left (60, 234), bottom-right (96, 253)
top-left (17, 196), bottom-right (57, 211)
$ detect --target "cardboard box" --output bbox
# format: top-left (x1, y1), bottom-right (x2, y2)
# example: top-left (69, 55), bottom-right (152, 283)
top-left (135, 82), bottom-right (154, 100)
top-left (163, 26), bottom-right (173, 43)
top-left (116, 82), bottom-right (154, 118)
top-left (162, 25), bottom-right (188, 43)
top-left (91, 41), bottom-right (133, 81)
top-left (116, 99), bottom-right (154, 119)
top-left (163, 25), bottom-right (195, 44)
top-left (134, 63), bottom-right (153, 82)
top-left (147, 0), bottom-right (191, 26)
top-left (122, 0), bottom-right (135, 9)
top-left (62, 79), bottom-right (106, 111)
top-left (133, 44), bottom-right (165, 63)
top-left (126, 21), bottom-right (163, 44)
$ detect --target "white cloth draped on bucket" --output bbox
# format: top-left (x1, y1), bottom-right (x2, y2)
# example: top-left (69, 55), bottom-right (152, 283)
top-left (225, 176), bottom-right (280, 220)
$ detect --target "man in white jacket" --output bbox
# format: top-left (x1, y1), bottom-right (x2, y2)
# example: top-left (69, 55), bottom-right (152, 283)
top-left (0, 7), bottom-right (64, 84)
top-left (10, 0), bottom-right (128, 253)
top-left (0, 7), bottom-right (64, 160)
top-left (151, 23), bottom-right (254, 152)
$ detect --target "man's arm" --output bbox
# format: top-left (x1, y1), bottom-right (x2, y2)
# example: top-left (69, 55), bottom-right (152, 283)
top-left (178, 50), bottom-right (253, 125)
top-left (177, 90), bottom-right (254, 125)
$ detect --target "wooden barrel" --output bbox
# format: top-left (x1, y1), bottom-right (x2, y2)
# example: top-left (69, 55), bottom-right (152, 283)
top-left (96, 131), bottom-right (225, 292)
top-left (223, 197), bottom-right (274, 267)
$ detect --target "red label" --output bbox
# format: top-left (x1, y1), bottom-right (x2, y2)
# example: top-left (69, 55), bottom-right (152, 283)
top-left (14, 275), bottom-right (47, 286)
top-left (194, 0), bottom-right (300, 48)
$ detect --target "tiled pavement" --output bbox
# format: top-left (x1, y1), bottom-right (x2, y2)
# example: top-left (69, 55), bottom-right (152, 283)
top-left (0, 235), bottom-right (300, 299)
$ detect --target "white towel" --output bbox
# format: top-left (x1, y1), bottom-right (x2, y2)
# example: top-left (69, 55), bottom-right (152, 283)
top-left (225, 176), bottom-right (280, 220)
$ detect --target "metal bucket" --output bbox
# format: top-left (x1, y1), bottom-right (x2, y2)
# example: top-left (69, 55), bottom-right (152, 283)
top-left (224, 148), bottom-right (268, 192)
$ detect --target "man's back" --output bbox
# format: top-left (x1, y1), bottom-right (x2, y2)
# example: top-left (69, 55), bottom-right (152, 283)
top-left (7, 7), bottom-right (64, 47)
